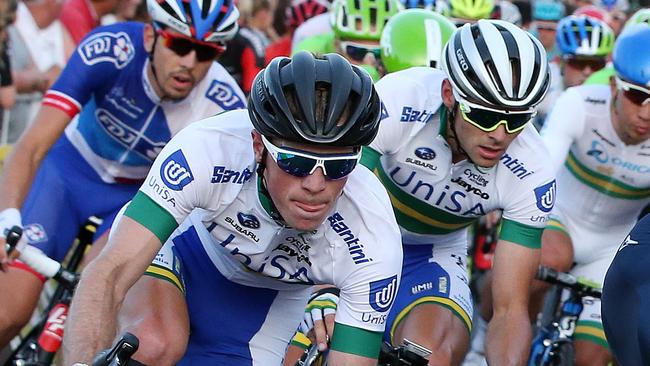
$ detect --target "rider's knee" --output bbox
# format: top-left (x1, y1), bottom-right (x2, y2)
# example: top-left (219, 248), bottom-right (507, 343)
top-left (127, 321), bottom-right (187, 366)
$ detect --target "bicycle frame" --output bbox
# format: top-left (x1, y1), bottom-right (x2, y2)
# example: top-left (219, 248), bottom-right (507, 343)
top-left (4, 217), bottom-right (101, 366)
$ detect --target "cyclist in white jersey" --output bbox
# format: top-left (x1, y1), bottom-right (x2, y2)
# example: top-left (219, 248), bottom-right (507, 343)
top-left (530, 25), bottom-right (650, 366)
top-left (64, 52), bottom-right (403, 366)
top-left (362, 20), bottom-right (553, 365)
top-left (0, 0), bottom-right (244, 347)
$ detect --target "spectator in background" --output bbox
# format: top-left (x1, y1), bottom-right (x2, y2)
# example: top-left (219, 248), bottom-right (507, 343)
top-left (8, 0), bottom-right (74, 143)
top-left (220, 0), bottom-right (274, 94)
top-left (513, 0), bottom-right (533, 28)
top-left (0, 0), bottom-right (18, 111)
top-left (101, 0), bottom-right (147, 24)
top-left (290, 1), bottom-right (332, 51)
top-left (265, 0), bottom-right (329, 63)
top-left (60, 0), bottom-right (120, 44)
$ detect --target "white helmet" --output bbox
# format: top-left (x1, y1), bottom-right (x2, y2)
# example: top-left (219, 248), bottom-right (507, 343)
top-left (147, 0), bottom-right (239, 43)
top-left (442, 19), bottom-right (550, 111)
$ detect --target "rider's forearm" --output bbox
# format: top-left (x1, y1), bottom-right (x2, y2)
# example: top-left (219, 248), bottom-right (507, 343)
top-left (0, 106), bottom-right (70, 210)
top-left (485, 309), bottom-right (532, 366)
top-left (63, 259), bottom-right (123, 365)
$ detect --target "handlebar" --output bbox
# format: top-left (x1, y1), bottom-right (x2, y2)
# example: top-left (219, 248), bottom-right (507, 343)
top-left (5, 225), bottom-right (78, 289)
top-left (92, 332), bottom-right (139, 366)
top-left (536, 266), bottom-right (602, 299)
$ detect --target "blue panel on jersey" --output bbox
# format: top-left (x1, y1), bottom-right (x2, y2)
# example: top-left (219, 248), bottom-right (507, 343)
top-left (171, 226), bottom-right (280, 365)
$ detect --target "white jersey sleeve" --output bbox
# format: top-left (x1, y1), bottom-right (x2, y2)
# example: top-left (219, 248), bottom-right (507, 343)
top-left (540, 87), bottom-right (587, 175)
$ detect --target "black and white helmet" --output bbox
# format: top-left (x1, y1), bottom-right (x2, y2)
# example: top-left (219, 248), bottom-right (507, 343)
top-left (441, 19), bottom-right (550, 111)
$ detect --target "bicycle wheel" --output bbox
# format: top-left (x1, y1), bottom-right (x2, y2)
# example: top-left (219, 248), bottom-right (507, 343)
top-left (551, 343), bottom-right (574, 366)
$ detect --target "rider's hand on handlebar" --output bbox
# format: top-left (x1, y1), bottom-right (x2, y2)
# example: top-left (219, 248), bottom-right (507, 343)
top-left (300, 289), bottom-right (339, 352)
top-left (0, 208), bottom-right (25, 267)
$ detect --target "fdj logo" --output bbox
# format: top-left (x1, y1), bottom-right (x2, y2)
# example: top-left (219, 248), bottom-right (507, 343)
top-left (206, 80), bottom-right (246, 110)
top-left (369, 275), bottom-right (398, 312)
top-left (160, 150), bottom-right (194, 191)
top-left (237, 212), bottom-right (260, 229)
top-left (534, 180), bottom-right (556, 213)
top-left (587, 140), bottom-right (608, 163)
top-left (79, 32), bottom-right (135, 69)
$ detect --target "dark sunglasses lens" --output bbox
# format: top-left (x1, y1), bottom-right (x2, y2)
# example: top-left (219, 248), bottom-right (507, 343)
top-left (275, 153), bottom-right (316, 177)
top-left (194, 45), bottom-right (219, 61)
top-left (345, 45), bottom-right (367, 62)
top-left (164, 34), bottom-right (219, 61)
top-left (567, 58), bottom-right (606, 71)
top-left (323, 159), bottom-right (358, 180)
top-left (623, 89), bottom-right (650, 106)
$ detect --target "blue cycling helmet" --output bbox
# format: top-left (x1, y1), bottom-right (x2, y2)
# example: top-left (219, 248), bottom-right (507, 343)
top-left (147, 0), bottom-right (239, 43)
top-left (556, 15), bottom-right (614, 58)
top-left (613, 24), bottom-right (650, 86)
top-left (401, 0), bottom-right (436, 9)
top-left (533, 0), bottom-right (565, 21)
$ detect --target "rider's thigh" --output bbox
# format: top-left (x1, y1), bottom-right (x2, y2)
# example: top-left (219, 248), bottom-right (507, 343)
top-left (540, 228), bottom-right (574, 272)
top-left (393, 303), bottom-right (470, 366)
top-left (118, 276), bottom-right (189, 366)
top-left (0, 267), bottom-right (45, 346)
top-left (574, 340), bottom-right (611, 366)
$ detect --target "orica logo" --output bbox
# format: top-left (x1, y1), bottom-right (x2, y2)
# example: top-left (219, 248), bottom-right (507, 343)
top-left (534, 180), bottom-right (556, 213)
top-left (414, 147), bottom-right (436, 160)
top-left (160, 150), bottom-right (194, 191)
top-left (79, 32), bottom-right (135, 69)
top-left (206, 80), bottom-right (246, 110)
top-left (237, 212), bottom-right (260, 229)
top-left (587, 140), bottom-right (608, 164)
top-left (369, 275), bottom-right (398, 312)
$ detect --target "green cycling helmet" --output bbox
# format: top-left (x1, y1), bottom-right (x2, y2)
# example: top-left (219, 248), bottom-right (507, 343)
top-left (380, 9), bottom-right (456, 72)
top-left (443, 0), bottom-right (495, 21)
top-left (624, 8), bottom-right (650, 31)
top-left (330, 0), bottom-right (403, 41)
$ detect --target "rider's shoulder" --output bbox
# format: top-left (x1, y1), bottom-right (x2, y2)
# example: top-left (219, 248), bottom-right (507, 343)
top-left (377, 67), bottom-right (446, 95)
top-left (499, 124), bottom-right (555, 182)
top-left (341, 165), bottom-right (400, 229)
top-left (74, 22), bottom-right (145, 70)
top-left (198, 62), bottom-right (247, 110)
top-left (567, 83), bottom-right (612, 110)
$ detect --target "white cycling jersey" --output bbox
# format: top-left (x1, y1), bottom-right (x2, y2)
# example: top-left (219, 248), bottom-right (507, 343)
top-left (124, 109), bottom-right (403, 340)
top-left (369, 67), bottom-right (557, 249)
top-left (541, 84), bottom-right (650, 264)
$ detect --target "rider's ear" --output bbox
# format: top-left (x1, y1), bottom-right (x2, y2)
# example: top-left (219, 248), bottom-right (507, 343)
top-left (251, 130), bottom-right (264, 163)
top-left (441, 79), bottom-right (456, 110)
top-left (143, 24), bottom-right (155, 54)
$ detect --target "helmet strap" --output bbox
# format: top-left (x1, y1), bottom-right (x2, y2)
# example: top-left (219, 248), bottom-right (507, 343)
top-left (446, 102), bottom-right (471, 162)
top-left (147, 29), bottom-right (170, 100)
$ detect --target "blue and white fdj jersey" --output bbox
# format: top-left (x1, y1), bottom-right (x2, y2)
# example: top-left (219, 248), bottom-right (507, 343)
top-left (122, 110), bottom-right (403, 364)
top-left (364, 67), bottom-right (556, 336)
top-left (43, 22), bottom-right (246, 183)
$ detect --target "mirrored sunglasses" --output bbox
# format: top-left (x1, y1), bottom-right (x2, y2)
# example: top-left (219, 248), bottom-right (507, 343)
top-left (339, 41), bottom-right (381, 62)
top-left (457, 97), bottom-right (536, 134)
top-left (564, 57), bottom-right (607, 72)
top-left (261, 135), bottom-right (361, 180)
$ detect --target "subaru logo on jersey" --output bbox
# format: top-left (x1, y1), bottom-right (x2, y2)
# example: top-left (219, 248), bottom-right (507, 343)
top-left (160, 150), bottom-right (194, 191)
top-left (79, 32), bottom-right (135, 69)
top-left (23, 223), bottom-right (47, 243)
top-left (237, 212), bottom-right (260, 229)
top-left (534, 180), bottom-right (556, 213)
top-left (369, 275), bottom-right (398, 312)
top-left (414, 147), bottom-right (436, 160)
top-left (206, 80), bottom-right (246, 110)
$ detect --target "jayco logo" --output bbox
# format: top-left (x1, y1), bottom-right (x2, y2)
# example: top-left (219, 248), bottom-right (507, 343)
top-left (160, 150), bottom-right (194, 191)
top-left (369, 275), bottom-right (398, 312)
top-left (79, 32), bottom-right (135, 69)
top-left (206, 80), bottom-right (246, 110)
top-left (451, 176), bottom-right (490, 199)
top-left (534, 180), bottom-right (556, 213)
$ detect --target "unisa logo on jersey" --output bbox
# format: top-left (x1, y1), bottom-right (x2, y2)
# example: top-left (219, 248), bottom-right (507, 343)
top-left (369, 275), bottom-right (398, 312)
top-left (534, 180), bottom-right (556, 213)
top-left (160, 150), bottom-right (194, 191)
top-left (79, 32), bottom-right (135, 69)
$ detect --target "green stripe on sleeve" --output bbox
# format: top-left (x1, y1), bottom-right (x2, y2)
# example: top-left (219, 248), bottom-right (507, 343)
top-left (499, 219), bottom-right (543, 249)
top-left (360, 146), bottom-right (381, 171)
top-left (124, 191), bottom-right (179, 243)
top-left (330, 322), bottom-right (383, 359)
